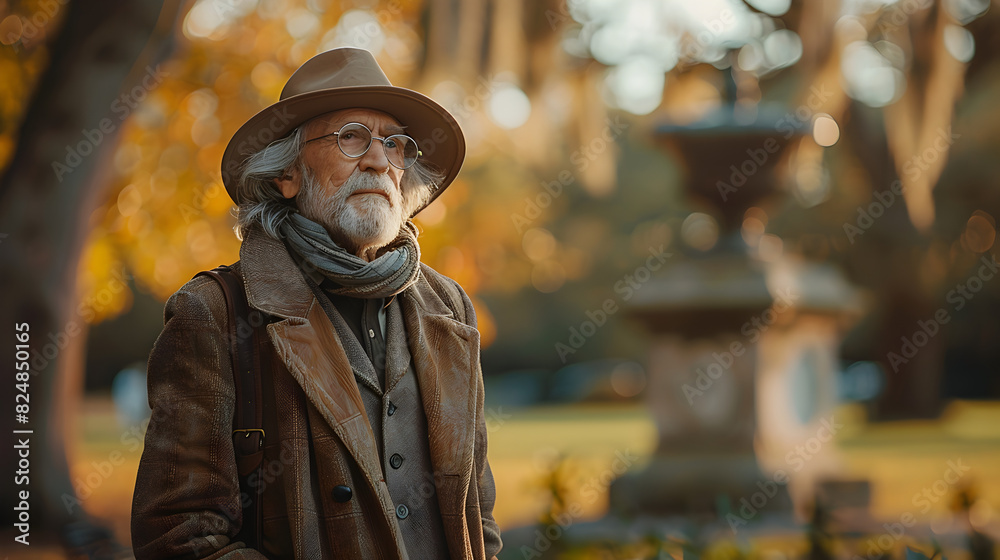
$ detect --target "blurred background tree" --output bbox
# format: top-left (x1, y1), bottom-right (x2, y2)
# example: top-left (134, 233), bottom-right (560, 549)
top-left (0, 0), bottom-right (183, 548)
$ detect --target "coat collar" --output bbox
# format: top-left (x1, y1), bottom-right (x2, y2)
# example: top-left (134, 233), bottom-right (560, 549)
top-left (238, 224), bottom-right (481, 518)
top-left (240, 224), bottom-right (458, 321)
top-left (240, 225), bottom-right (315, 320)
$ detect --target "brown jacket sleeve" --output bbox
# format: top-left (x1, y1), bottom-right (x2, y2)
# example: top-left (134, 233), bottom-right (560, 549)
top-left (131, 276), bottom-right (266, 560)
top-left (453, 280), bottom-right (503, 560)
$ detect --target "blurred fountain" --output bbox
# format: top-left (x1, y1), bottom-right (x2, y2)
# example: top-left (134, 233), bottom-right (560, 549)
top-left (610, 78), bottom-right (863, 525)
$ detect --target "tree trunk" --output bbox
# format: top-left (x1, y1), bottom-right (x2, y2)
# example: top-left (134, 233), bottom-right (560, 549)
top-left (0, 0), bottom-right (183, 546)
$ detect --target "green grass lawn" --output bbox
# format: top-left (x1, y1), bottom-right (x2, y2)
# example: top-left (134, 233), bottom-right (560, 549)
top-left (65, 396), bottom-right (1000, 553)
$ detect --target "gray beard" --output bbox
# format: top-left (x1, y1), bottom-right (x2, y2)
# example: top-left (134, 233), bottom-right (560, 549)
top-left (295, 166), bottom-right (405, 255)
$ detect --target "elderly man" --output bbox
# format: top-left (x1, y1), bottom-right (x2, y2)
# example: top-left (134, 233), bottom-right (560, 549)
top-left (131, 48), bottom-right (502, 560)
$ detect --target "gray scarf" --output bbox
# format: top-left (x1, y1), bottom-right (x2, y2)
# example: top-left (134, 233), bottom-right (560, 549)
top-left (280, 212), bottom-right (421, 299)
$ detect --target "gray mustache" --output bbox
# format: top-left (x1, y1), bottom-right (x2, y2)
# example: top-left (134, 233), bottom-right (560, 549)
top-left (341, 171), bottom-right (397, 200)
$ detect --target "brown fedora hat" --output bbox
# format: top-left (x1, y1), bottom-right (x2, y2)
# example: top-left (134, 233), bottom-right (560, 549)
top-left (220, 47), bottom-right (466, 215)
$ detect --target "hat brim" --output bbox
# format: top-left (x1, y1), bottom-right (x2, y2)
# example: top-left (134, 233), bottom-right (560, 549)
top-left (220, 85), bottom-right (465, 216)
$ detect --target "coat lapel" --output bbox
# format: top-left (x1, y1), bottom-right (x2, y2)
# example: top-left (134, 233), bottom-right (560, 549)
top-left (238, 228), bottom-right (389, 502)
top-left (266, 309), bottom-right (386, 478)
top-left (399, 278), bottom-right (481, 517)
top-left (310, 286), bottom-right (384, 396)
top-left (383, 301), bottom-right (410, 394)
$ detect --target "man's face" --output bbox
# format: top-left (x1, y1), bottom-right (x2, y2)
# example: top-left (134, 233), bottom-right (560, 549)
top-left (274, 108), bottom-right (411, 257)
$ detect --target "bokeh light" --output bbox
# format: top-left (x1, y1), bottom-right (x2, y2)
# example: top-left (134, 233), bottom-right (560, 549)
top-left (943, 24), bottom-right (976, 63)
top-left (841, 40), bottom-right (905, 107)
top-left (681, 212), bottom-right (720, 251)
top-left (488, 83), bottom-right (532, 130)
top-left (812, 114), bottom-right (840, 147)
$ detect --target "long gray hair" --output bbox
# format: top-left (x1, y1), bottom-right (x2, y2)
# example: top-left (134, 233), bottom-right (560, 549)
top-left (234, 125), bottom-right (445, 240)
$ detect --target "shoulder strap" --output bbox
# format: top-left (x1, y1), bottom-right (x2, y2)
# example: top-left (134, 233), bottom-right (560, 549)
top-left (194, 265), bottom-right (267, 551)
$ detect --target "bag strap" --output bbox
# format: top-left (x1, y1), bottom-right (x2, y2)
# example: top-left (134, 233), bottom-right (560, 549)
top-left (195, 264), bottom-right (266, 551)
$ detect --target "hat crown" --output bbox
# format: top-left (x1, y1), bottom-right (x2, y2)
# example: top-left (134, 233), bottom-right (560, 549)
top-left (280, 48), bottom-right (392, 100)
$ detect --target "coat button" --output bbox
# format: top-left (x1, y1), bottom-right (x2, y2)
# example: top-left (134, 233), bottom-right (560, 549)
top-left (332, 485), bottom-right (352, 503)
top-left (389, 453), bottom-right (403, 469)
top-left (395, 504), bottom-right (409, 519)
top-left (387, 402), bottom-right (396, 416)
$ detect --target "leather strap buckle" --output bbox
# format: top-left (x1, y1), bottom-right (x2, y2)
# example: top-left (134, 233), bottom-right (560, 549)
top-left (232, 428), bottom-right (265, 449)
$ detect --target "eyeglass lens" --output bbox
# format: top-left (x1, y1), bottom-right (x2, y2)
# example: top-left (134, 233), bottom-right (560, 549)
top-left (338, 123), bottom-right (419, 169)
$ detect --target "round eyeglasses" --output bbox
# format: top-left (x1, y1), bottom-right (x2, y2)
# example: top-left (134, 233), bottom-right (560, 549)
top-left (304, 122), bottom-right (422, 169)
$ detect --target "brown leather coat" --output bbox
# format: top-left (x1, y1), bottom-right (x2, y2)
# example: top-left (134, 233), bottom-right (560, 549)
top-left (131, 226), bottom-right (502, 559)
